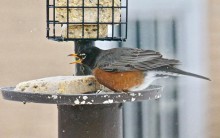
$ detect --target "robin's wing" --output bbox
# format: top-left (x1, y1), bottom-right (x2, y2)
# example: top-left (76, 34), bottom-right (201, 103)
top-left (97, 48), bottom-right (180, 72)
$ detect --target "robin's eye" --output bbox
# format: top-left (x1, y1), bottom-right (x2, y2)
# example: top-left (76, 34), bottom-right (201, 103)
top-left (80, 53), bottom-right (86, 59)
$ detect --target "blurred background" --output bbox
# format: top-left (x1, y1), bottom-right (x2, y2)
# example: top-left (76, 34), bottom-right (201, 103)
top-left (0, 0), bottom-right (219, 138)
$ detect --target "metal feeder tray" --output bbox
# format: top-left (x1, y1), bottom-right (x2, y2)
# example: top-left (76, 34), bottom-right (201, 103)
top-left (0, 85), bottom-right (162, 138)
top-left (1, 85), bottom-right (162, 105)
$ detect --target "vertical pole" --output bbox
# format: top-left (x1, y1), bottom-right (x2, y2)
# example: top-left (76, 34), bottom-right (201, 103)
top-left (58, 104), bottom-right (123, 138)
top-left (57, 41), bottom-right (123, 138)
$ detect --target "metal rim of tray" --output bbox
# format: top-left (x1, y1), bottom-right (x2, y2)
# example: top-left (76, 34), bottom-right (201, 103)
top-left (0, 86), bottom-right (162, 105)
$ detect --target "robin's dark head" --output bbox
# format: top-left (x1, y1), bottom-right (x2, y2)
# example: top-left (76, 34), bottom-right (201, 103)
top-left (69, 46), bottom-right (102, 69)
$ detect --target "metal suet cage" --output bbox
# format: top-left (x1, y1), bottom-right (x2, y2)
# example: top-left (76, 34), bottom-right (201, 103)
top-left (46, 0), bottom-right (128, 41)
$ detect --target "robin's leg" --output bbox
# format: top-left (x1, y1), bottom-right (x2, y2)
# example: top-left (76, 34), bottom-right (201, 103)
top-left (96, 89), bottom-right (103, 94)
top-left (122, 89), bottom-right (131, 95)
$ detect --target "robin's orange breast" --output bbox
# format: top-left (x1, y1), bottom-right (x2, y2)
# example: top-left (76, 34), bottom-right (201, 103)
top-left (92, 68), bottom-right (145, 92)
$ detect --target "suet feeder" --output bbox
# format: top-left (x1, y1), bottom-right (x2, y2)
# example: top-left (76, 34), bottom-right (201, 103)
top-left (46, 0), bottom-right (128, 41)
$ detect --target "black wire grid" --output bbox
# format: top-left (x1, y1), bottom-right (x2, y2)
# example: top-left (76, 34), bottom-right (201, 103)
top-left (46, 0), bottom-right (128, 41)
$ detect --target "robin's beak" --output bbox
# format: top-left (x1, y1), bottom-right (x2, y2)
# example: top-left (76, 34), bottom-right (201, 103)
top-left (68, 53), bottom-right (82, 64)
top-left (68, 53), bottom-right (81, 59)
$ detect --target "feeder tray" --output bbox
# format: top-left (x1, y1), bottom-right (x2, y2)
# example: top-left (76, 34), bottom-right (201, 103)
top-left (0, 85), bottom-right (162, 105)
top-left (0, 85), bottom-right (162, 138)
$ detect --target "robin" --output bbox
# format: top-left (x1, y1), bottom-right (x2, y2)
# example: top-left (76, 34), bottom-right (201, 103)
top-left (69, 46), bottom-right (210, 92)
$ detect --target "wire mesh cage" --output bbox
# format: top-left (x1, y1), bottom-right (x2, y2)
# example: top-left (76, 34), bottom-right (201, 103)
top-left (46, 0), bottom-right (128, 41)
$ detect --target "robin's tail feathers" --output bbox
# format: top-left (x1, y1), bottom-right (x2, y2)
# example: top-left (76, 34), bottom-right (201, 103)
top-left (154, 66), bottom-right (211, 81)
